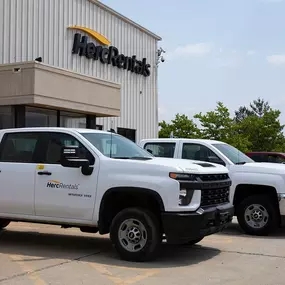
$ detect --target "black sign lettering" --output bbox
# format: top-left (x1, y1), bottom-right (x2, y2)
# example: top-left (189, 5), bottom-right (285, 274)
top-left (108, 46), bottom-right (119, 66)
top-left (71, 33), bottom-right (151, 77)
top-left (72, 33), bottom-right (88, 56)
top-left (116, 54), bottom-right (125, 69)
top-left (86, 43), bottom-right (96, 59)
top-left (100, 48), bottom-right (109, 64)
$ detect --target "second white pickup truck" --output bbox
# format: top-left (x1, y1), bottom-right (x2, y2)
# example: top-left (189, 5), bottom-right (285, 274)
top-left (139, 138), bottom-right (285, 236)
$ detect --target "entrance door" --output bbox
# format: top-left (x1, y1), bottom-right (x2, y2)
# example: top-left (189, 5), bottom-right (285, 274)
top-left (34, 131), bottom-right (98, 221)
top-left (0, 132), bottom-right (42, 216)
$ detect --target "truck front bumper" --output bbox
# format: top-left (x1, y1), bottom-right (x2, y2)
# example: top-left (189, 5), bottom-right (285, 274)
top-left (161, 204), bottom-right (234, 244)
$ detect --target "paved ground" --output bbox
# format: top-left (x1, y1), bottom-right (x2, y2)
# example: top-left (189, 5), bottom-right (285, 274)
top-left (0, 218), bottom-right (284, 285)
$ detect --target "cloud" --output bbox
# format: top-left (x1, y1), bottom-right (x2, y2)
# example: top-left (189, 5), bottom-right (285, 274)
top-left (166, 43), bottom-right (212, 60)
top-left (267, 54), bottom-right (285, 66)
top-left (247, 50), bottom-right (256, 56)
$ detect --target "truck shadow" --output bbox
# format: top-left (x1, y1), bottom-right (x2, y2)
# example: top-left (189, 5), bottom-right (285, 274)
top-left (0, 228), bottom-right (220, 269)
top-left (218, 221), bottom-right (285, 239)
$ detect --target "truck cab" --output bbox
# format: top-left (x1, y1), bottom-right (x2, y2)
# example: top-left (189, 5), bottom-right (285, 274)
top-left (139, 138), bottom-right (285, 236)
top-left (0, 128), bottom-right (234, 262)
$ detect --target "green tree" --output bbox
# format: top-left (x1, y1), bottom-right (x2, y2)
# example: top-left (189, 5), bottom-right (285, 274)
top-left (194, 102), bottom-right (251, 152)
top-left (234, 97), bottom-right (270, 122)
top-left (158, 114), bottom-right (200, 138)
top-left (236, 108), bottom-right (285, 151)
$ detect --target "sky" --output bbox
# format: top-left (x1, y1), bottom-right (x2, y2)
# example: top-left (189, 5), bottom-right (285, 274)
top-left (100, 0), bottom-right (285, 124)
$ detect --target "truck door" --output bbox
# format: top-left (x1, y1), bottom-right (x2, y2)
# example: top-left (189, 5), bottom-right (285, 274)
top-left (34, 132), bottom-right (98, 221)
top-left (0, 131), bottom-right (42, 216)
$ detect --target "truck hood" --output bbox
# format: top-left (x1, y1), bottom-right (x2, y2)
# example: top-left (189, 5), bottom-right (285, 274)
top-left (232, 162), bottom-right (285, 175)
top-left (143, 157), bottom-right (228, 174)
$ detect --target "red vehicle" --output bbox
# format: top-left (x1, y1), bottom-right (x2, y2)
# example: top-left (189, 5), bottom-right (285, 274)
top-left (246, 152), bottom-right (285, 163)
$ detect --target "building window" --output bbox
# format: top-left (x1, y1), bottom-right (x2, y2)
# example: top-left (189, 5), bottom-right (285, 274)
top-left (117, 127), bottom-right (136, 142)
top-left (25, 106), bottom-right (57, 127)
top-left (60, 111), bottom-right (86, 128)
top-left (0, 106), bottom-right (15, 129)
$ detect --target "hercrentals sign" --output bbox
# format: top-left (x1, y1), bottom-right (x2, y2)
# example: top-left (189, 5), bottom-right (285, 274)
top-left (69, 26), bottom-right (151, 77)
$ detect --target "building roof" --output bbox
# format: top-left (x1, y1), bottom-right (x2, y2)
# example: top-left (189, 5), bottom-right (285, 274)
top-left (89, 0), bottom-right (162, 41)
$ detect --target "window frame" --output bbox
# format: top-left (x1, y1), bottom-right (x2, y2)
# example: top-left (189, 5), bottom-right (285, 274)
top-left (143, 142), bottom-right (176, 158)
top-left (0, 131), bottom-right (44, 164)
top-left (181, 142), bottom-right (224, 164)
top-left (40, 132), bottom-right (95, 165)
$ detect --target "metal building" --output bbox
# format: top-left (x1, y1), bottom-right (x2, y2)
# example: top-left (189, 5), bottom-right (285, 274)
top-left (0, 0), bottom-right (161, 142)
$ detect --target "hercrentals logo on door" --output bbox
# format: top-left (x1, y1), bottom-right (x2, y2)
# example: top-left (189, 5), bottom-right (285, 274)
top-left (46, 180), bottom-right (79, 190)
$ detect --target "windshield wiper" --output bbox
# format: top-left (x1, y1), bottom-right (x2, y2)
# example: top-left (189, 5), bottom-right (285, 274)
top-left (235, 161), bottom-right (247, 165)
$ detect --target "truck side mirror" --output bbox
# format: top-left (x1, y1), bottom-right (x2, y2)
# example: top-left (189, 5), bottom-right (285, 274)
top-left (60, 145), bottom-right (90, 169)
top-left (146, 148), bottom-right (153, 154)
top-left (208, 156), bottom-right (226, 166)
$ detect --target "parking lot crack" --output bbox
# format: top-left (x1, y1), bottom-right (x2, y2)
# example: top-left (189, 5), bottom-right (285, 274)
top-left (198, 247), bottom-right (285, 259)
top-left (0, 250), bottom-right (102, 283)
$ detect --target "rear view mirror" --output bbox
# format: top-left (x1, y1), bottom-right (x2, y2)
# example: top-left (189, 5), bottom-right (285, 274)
top-left (60, 145), bottom-right (90, 168)
top-left (146, 149), bottom-right (153, 154)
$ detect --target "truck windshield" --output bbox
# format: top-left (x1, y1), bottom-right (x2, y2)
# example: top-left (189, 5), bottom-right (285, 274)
top-left (212, 143), bottom-right (254, 165)
top-left (80, 132), bottom-right (153, 160)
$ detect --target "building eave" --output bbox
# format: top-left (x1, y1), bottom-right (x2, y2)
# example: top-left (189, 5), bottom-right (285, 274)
top-left (88, 0), bottom-right (162, 41)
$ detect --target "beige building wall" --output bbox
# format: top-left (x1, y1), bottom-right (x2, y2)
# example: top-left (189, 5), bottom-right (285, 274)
top-left (0, 62), bottom-right (121, 117)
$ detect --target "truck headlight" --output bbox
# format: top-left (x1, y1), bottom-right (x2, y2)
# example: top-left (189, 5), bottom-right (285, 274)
top-left (179, 188), bottom-right (194, 206)
top-left (169, 172), bottom-right (196, 206)
top-left (169, 172), bottom-right (197, 181)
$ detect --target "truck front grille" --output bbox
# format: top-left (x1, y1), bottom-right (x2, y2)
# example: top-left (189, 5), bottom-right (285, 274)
top-left (198, 174), bottom-right (231, 207)
top-left (201, 186), bottom-right (230, 207)
top-left (198, 173), bottom-right (229, 181)
top-left (177, 173), bottom-right (231, 207)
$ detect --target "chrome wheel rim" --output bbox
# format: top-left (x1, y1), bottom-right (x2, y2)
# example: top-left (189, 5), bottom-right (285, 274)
top-left (244, 204), bottom-right (269, 229)
top-left (118, 219), bottom-right (147, 252)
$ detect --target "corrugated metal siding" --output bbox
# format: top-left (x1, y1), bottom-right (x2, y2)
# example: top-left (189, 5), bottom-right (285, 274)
top-left (0, 0), bottom-right (159, 141)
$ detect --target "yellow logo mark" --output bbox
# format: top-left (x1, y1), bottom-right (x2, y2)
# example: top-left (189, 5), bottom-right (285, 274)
top-left (36, 164), bottom-right (45, 170)
top-left (68, 26), bottom-right (111, 46)
top-left (49, 180), bottom-right (60, 184)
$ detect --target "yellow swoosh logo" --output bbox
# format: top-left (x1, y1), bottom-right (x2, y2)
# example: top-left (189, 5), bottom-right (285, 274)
top-left (49, 180), bottom-right (60, 184)
top-left (68, 26), bottom-right (111, 46)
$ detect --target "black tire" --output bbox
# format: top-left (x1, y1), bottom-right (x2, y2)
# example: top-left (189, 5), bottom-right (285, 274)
top-left (236, 195), bottom-right (279, 236)
top-left (184, 236), bottom-right (204, 245)
top-left (110, 207), bottom-right (161, 262)
top-left (0, 220), bottom-right (10, 230)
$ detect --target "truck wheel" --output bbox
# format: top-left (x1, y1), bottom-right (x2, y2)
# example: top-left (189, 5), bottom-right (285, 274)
top-left (236, 195), bottom-right (278, 236)
top-left (0, 220), bottom-right (10, 230)
top-left (110, 207), bottom-right (161, 262)
top-left (184, 236), bottom-right (204, 245)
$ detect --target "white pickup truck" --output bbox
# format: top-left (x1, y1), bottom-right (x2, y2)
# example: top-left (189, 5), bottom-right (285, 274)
top-left (139, 138), bottom-right (285, 236)
top-left (0, 127), bottom-right (234, 262)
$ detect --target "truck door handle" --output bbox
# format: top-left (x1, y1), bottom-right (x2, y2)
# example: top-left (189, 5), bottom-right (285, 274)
top-left (37, 171), bottom-right (52, 176)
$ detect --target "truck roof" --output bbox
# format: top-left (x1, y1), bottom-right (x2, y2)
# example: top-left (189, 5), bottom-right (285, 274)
top-left (140, 138), bottom-right (225, 145)
top-left (0, 127), bottom-right (112, 135)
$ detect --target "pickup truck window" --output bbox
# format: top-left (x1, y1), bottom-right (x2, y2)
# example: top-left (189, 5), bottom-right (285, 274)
top-left (43, 132), bottom-right (95, 165)
top-left (143, 142), bottom-right (175, 158)
top-left (0, 132), bottom-right (41, 163)
top-left (182, 143), bottom-right (221, 161)
top-left (212, 143), bottom-right (254, 164)
top-left (81, 132), bottom-right (152, 160)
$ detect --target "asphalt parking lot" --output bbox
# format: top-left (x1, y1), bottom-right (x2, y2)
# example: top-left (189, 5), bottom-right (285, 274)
top-left (0, 218), bottom-right (284, 285)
